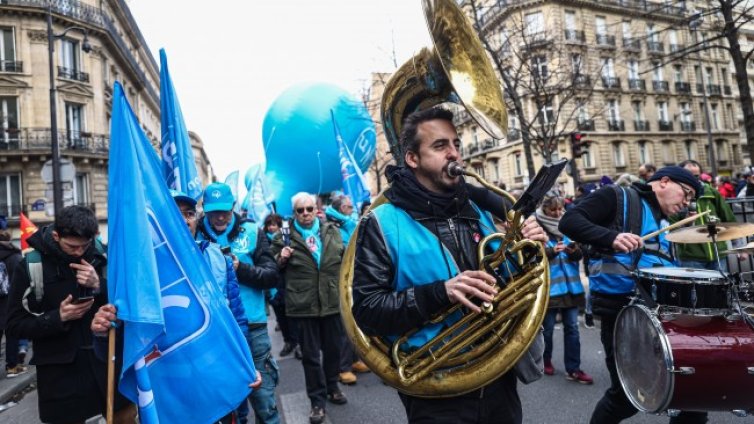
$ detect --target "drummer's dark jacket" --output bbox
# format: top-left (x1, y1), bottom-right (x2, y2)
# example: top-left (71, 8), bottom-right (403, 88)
top-left (352, 166), bottom-right (506, 337)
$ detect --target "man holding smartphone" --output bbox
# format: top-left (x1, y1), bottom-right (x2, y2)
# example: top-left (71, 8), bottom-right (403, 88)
top-left (5, 205), bottom-right (119, 424)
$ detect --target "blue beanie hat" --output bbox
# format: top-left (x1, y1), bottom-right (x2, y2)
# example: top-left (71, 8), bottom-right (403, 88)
top-left (647, 166), bottom-right (703, 199)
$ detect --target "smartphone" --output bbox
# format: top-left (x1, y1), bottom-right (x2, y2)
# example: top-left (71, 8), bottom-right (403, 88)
top-left (220, 246), bottom-right (231, 255)
top-left (73, 287), bottom-right (94, 304)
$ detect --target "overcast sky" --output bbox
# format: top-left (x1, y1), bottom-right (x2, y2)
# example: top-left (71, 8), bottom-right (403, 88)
top-left (128, 1), bottom-right (429, 184)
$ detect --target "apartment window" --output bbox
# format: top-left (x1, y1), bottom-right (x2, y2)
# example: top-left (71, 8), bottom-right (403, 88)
top-left (74, 173), bottom-right (89, 206)
top-left (628, 60), bottom-right (639, 80)
top-left (726, 104), bottom-right (735, 129)
top-left (577, 102), bottom-right (590, 123)
top-left (583, 148), bottom-right (594, 168)
top-left (657, 101), bottom-right (669, 122)
top-left (613, 143), bottom-right (626, 167)
top-left (595, 16), bottom-right (606, 36)
top-left (705, 67), bottom-right (715, 84)
top-left (674, 65), bottom-right (684, 83)
top-left (638, 142), bottom-right (650, 164)
top-left (65, 102), bottom-right (84, 147)
top-left (564, 11), bottom-right (576, 31)
top-left (711, 103), bottom-right (719, 130)
top-left (684, 140), bottom-right (696, 160)
top-left (0, 96), bottom-right (19, 144)
top-left (509, 115), bottom-right (519, 130)
top-left (602, 58), bottom-right (615, 78)
top-left (622, 21), bottom-right (632, 40)
top-left (513, 152), bottom-right (523, 176)
top-left (489, 159), bottom-right (501, 182)
top-left (0, 27), bottom-right (17, 71)
top-left (668, 29), bottom-right (678, 47)
top-left (471, 126), bottom-right (478, 144)
top-left (525, 12), bottom-right (544, 37)
top-left (652, 61), bottom-right (664, 81)
top-left (716, 140), bottom-right (729, 162)
top-left (571, 54), bottom-right (583, 75)
top-left (607, 99), bottom-right (621, 121)
top-left (721, 68), bottom-right (728, 86)
top-left (537, 100), bottom-right (555, 125)
top-left (60, 38), bottom-right (81, 73)
top-left (0, 174), bottom-right (21, 217)
top-left (532, 55), bottom-right (548, 78)
top-left (632, 101), bottom-right (644, 120)
top-left (680, 102), bottom-right (692, 122)
top-left (647, 23), bottom-right (658, 42)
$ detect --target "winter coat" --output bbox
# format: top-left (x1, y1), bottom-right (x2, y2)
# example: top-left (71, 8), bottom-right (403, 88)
top-left (0, 241), bottom-right (22, 329)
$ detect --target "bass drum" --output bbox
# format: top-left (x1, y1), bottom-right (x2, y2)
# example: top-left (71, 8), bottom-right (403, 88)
top-left (614, 305), bottom-right (754, 414)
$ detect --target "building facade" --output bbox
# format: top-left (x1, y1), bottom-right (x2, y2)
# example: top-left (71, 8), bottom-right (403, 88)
top-left (456, 0), bottom-right (744, 194)
top-left (0, 0), bottom-right (213, 237)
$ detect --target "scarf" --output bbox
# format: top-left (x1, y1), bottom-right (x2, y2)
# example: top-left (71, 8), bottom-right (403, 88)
top-left (385, 165), bottom-right (471, 219)
top-left (294, 218), bottom-right (321, 267)
top-left (535, 208), bottom-right (562, 239)
top-left (202, 214), bottom-right (237, 246)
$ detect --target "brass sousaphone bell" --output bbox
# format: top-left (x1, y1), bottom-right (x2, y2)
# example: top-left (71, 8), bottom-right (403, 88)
top-left (339, 0), bottom-right (550, 398)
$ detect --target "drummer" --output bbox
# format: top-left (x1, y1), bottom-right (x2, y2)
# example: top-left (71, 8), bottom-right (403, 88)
top-left (559, 166), bottom-right (706, 424)
top-left (675, 159), bottom-right (744, 271)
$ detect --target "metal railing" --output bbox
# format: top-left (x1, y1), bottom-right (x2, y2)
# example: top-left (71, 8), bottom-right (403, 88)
top-left (577, 119), bottom-right (595, 131)
top-left (652, 80), bottom-right (669, 92)
top-left (724, 85), bottom-right (732, 95)
top-left (58, 66), bottom-right (89, 82)
top-left (564, 30), bottom-right (585, 43)
top-left (669, 44), bottom-right (685, 53)
top-left (596, 34), bottom-right (616, 47)
top-left (707, 84), bottom-right (722, 96)
top-left (573, 74), bottom-right (591, 87)
top-left (628, 79), bottom-right (646, 91)
top-left (0, 127), bottom-right (108, 154)
top-left (623, 38), bottom-right (641, 50)
top-left (507, 128), bottom-right (521, 141)
top-left (634, 120), bottom-right (650, 131)
top-left (647, 41), bottom-right (664, 53)
top-left (680, 121), bottom-right (696, 131)
top-left (0, 60), bottom-right (23, 72)
top-left (607, 119), bottom-right (625, 131)
top-left (602, 77), bottom-right (621, 89)
top-left (658, 120), bottom-right (673, 131)
top-left (675, 82), bottom-right (691, 93)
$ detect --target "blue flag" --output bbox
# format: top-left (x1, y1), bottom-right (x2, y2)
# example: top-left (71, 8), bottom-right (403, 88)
top-left (224, 170), bottom-right (240, 213)
top-left (160, 49), bottom-right (202, 201)
top-left (108, 82), bottom-right (255, 423)
top-left (331, 110), bottom-right (371, 209)
top-left (242, 164), bottom-right (274, 222)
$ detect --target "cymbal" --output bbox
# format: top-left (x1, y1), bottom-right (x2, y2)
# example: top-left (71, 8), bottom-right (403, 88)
top-left (665, 222), bottom-right (754, 244)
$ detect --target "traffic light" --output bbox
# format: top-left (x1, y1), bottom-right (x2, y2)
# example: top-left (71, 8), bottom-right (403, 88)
top-left (570, 131), bottom-right (590, 158)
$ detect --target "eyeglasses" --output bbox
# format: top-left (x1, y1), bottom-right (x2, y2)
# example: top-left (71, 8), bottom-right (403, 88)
top-left (673, 181), bottom-right (695, 202)
top-left (180, 210), bottom-right (197, 221)
top-left (296, 206), bottom-right (315, 214)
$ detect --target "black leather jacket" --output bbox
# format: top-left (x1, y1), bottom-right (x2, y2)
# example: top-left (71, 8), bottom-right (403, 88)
top-left (352, 167), bottom-right (506, 336)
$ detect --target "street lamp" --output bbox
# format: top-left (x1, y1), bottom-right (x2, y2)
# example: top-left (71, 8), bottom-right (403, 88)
top-left (47, 3), bottom-right (91, 218)
top-left (689, 10), bottom-right (717, 176)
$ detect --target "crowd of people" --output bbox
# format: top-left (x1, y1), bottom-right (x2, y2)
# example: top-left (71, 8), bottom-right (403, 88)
top-left (0, 105), bottom-right (752, 424)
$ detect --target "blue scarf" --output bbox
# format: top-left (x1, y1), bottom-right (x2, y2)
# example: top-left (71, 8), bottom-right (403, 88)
top-left (294, 218), bottom-right (321, 267)
top-left (202, 214), bottom-right (237, 246)
top-left (266, 231), bottom-right (276, 241)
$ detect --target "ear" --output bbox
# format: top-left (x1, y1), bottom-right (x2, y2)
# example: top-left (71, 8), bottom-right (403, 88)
top-left (405, 150), bottom-right (419, 170)
top-left (52, 230), bottom-right (60, 243)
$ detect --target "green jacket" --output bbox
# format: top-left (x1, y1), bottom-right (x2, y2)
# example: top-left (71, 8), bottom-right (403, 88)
top-left (673, 183), bottom-right (736, 262)
top-left (271, 219), bottom-right (344, 318)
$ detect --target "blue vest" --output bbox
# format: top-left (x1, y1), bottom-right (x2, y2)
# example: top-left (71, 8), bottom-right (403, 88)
top-left (588, 190), bottom-right (674, 295)
top-left (198, 220), bottom-right (266, 323)
top-left (371, 201), bottom-right (497, 350)
top-left (546, 235), bottom-right (584, 298)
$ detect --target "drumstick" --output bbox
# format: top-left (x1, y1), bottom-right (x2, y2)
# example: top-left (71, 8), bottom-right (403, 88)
top-left (641, 210), bottom-right (710, 241)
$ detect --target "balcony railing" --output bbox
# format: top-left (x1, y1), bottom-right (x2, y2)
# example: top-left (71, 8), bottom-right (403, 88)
top-left (468, 143), bottom-right (479, 154)
top-left (707, 84), bottom-right (722, 96)
top-left (507, 128), bottom-right (521, 141)
top-left (573, 74), bottom-right (591, 87)
top-left (697, 83), bottom-right (705, 94)
top-left (608, 119), bottom-right (625, 131)
top-left (680, 121), bottom-right (696, 131)
top-left (675, 82), bottom-right (691, 94)
top-left (482, 138), bottom-right (499, 150)
top-left (647, 41), bottom-right (664, 54)
top-left (658, 120), bottom-right (674, 131)
top-left (0, 60), bottom-right (23, 73)
top-left (0, 127), bottom-right (109, 154)
top-left (596, 34), bottom-right (616, 47)
top-left (564, 29), bottom-right (585, 43)
top-left (602, 77), bottom-right (621, 89)
top-left (577, 119), bottom-right (595, 131)
top-left (623, 38), bottom-right (641, 51)
top-left (724, 85), bottom-right (732, 95)
top-left (669, 44), bottom-right (685, 53)
top-left (58, 66), bottom-right (90, 82)
top-left (522, 32), bottom-right (550, 49)
top-left (653, 80), bottom-right (670, 92)
top-left (628, 79), bottom-right (646, 91)
top-left (634, 120), bottom-right (650, 131)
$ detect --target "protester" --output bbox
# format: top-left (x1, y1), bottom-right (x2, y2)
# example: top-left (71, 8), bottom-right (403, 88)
top-left (560, 166), bottom-right (706, 424)
top-left (196, 182), bottom-right (280, 424)
top-left (271, 192), bottom-right (347, 424)
top-left (637, 163), bottom-right (656, 182)
top-left (351, 107), bottom-right (547, 424)
top-left (717, 176), bottom-right (736, 199)
top-left (535, 195), bottom-right (593, 384)
top-left (266, 213), bottom-right (301, 360)
top-left (737, 171), bottom-right (754, 198)
top-left (4, 206), bottom-right (132, 423)
top-left (0, 217), bottom-right (26, 378)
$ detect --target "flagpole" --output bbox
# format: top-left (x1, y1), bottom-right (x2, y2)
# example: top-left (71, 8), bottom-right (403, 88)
top-left (107, 327), bottom-right (116, 424)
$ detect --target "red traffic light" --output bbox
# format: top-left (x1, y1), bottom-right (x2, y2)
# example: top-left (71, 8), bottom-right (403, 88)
top-left (570, 132), bottom-right (590, 158)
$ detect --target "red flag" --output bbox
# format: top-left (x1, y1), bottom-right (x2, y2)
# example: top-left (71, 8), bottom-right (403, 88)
top-left (19, 212), bottom-right (38, 250)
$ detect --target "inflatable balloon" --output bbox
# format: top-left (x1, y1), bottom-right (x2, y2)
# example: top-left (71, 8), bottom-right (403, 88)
top-left (262, 82), bottom-right (377, 216)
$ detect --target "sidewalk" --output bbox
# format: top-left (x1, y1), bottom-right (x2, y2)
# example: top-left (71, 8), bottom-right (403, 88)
top-left (0, 341), bottom-right (35, 405)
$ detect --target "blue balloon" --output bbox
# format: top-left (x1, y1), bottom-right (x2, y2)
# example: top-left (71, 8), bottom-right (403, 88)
top-left (262, 83), bottom-right (376, 216)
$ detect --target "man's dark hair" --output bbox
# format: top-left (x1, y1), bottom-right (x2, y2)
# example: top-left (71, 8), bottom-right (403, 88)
top-left (330, 194), bottom-right (350, 212)
top-left (54, 205), bottom-right (98, 239)
top-left (263, 213), bottom-right (282, 231)
top-left (400, 107), bottom-right (455, 155)
top-left (679, 159), bottom-right (703, 173)
top-left (641, 163), bottom-right (657, 173)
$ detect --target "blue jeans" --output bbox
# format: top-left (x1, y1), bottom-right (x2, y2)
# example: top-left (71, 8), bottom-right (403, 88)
top-left (542, 307), bottom-right (581, 373)
top-left (237, 325), bottom-right (280, 424)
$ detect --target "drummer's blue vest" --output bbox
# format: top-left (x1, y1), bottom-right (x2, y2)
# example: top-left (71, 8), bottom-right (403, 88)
top-left (546, 235), bottom-right (585, 298)
top-left (371, 201), bottom-right (497, 350)
top-left (588, 188), bottom-right (674, 295)
top-left (197, 217), bottom-right (266, 323)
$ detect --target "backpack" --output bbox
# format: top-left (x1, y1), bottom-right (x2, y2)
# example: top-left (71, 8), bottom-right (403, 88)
top-left (22, 239), bottom-right (107, 316)
top-left (0, 260), bottom-right (9, 296)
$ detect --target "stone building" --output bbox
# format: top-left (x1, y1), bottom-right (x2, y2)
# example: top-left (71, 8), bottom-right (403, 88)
top-left (455, 0), bottom-right (744, 193)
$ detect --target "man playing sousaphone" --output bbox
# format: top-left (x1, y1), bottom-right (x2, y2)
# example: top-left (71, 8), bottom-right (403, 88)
top-left (559, 166), bottom-right (708, 424)
top-left (351, 106), bottom-right (547, 424)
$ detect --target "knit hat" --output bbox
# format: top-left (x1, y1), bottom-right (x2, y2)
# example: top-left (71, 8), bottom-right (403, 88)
top-left (647, 166), bottom-right (703, 199)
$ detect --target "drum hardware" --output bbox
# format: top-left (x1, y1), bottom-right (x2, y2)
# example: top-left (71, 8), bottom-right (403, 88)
top-left (636, 268), bottom-right (730, 313)
top-left (732, 410), bottom-right (749, 418)
top-left (670, 367), bottom-right (695, 375)
top-left (667, 410), bottom-right (681, 417)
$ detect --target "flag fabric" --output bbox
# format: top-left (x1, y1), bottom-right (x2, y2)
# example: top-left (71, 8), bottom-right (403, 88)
top-left (224, 170), bottom-right (240, 212)
top-left (159, 49), bottom-right (202, 201)
top-left (242, 164), bottom-right (274, 222)
top-left (331, 110), bottom-right (371, 209)
top-left (19, 213), bottom-right (38, 250)
top-left (108, 82), bottom-right (255, 424)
